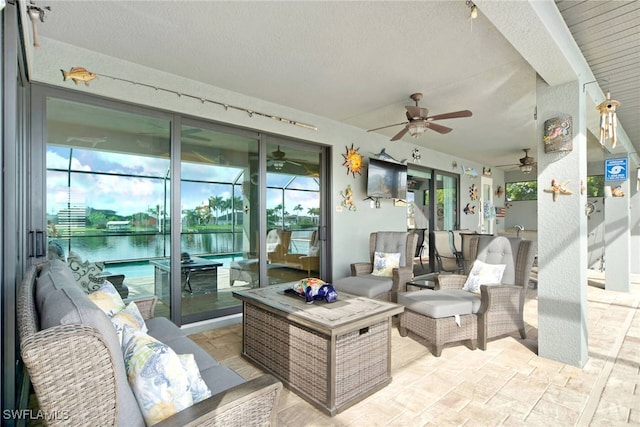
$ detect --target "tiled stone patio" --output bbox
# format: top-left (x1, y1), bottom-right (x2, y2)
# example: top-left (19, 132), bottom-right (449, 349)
top-left (190, 270), bottom-right (640, 426)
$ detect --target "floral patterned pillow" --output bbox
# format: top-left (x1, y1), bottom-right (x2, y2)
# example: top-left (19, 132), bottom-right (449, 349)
top-left (111, 302), bottom-right (148, 345)
top-left (122, 325), bottom-right (193, 426)
top-left (371, 252), bottom-right (401, 277)
top-left (177, 353), bottom-right (212, 404)
top-left (463, 260), bottom-right (506, 293)
top-left (88, 280), bottom-right (126, 317)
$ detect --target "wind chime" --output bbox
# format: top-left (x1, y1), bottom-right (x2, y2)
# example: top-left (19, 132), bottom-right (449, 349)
top-left (596, 92), bottom-right (621, 149)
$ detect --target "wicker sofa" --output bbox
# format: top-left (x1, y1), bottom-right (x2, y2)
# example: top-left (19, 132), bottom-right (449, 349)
top-left (17, 260), bottom-right (282, 426)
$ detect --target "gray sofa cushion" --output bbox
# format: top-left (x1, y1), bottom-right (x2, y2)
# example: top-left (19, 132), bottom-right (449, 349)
top-left (145, 316), bottom-right (186, 343)
top-left (199, 364), bottom-right (246, 395)
top-left (162, 336), bottom-right (220, 372)
top-left (398, 289), bottom-right (480, 319)
top-left (36, 269), bottom-right (145, 427)
top-left (333, 275), bottom-right (391, 298)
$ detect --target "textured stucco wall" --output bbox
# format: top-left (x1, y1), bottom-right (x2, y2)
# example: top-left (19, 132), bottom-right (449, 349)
top-left (536, 78), bottom-right (589, 367)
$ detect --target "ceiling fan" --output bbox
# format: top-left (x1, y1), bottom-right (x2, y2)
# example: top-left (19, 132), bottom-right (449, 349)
top-left (268, 145), bottom-right (301, 170)
top-left (496, 148), bottom-right (537, 173)
top-left (368, 93), bottom-right (473, 141)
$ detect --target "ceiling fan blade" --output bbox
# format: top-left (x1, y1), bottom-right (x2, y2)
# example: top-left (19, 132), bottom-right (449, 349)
top-left (390, 126), bottom-right (410, 141)
top-left (426, 122), bottom-right (452, 134)
top-left (427, 110), bottom-right (473, 121)
top-left (367, 121), bottom-right (408, 132)
top-left (405, 105), bottom-right (429, 119)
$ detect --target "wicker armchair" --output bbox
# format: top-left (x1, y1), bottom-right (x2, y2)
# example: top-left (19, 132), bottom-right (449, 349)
top-left (436, 235), bottom-right (537, 350)
top-left (334, 231), bottom-right (418, 302)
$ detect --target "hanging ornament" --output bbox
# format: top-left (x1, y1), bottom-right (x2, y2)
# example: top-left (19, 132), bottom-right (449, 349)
top-left (596, 92), bottom-right (620, 149)
top-left (412, 148), bottom-right (421, 163)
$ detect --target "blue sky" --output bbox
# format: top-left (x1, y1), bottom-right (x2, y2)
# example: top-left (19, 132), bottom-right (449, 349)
top-left (47, 146), bottom-right (319, 218)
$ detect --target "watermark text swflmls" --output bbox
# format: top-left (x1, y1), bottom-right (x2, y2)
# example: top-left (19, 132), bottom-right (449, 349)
top-left (2, 409), bottom-right (70, 421)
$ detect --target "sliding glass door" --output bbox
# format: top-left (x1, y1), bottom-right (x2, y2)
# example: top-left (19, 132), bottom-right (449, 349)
top-left (35, 85), bottom-right (329, 325)
top-left (408, 166), bottom-right (459, 272)
top-left (265, 141), bottom-right (322, 286)
top-left (178, 121), bottom-right (260, 323)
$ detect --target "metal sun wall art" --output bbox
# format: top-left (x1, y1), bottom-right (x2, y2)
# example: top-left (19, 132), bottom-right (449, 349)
top-left (543, 115), bottom-right (573, 153)
top-left (342, 144), bottom-right (363, 177)
top-left (543, 179), bottom-right (573, 202)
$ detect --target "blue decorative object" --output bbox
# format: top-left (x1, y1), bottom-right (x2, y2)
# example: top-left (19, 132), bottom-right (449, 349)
top-left (288, 278), bottom-right (338, 304)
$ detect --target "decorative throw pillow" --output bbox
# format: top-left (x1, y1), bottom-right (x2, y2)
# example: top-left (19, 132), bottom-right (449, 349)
top-left (177, 353), bottom-right (212, 404)
top-left (111, 302), bottom-right (148, 345)
top-left (371, 252), bottom-right (401, 277)
top-left (88, 280), bottom-right (126, 317)
top-left (67, 255), bottom-right (106, 293)
top-left (463, 260), bottom-right (507, 293)
top-left (122, 325), bottom-right (193, 426)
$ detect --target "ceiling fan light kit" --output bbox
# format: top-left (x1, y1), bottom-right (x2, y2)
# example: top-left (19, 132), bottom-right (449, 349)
top-left (367, 93), bottom-right (472, 141)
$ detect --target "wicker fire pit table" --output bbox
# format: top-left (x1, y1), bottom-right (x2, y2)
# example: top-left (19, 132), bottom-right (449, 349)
top-left (233, 284), bottom-right (404, 416)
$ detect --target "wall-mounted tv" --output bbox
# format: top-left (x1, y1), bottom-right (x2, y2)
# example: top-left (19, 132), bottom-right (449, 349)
top-left (367, 157), bottom-right (408, 199)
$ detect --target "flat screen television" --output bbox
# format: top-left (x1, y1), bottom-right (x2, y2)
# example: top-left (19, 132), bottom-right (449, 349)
top-left (367, 157), bottom-right (408, 199)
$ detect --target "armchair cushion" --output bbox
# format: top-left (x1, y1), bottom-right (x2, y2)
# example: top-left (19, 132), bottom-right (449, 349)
top-left (463, 260), bottom-right (506, 293)
top-left (371, 251), bottom-right (401, 277)
top-left (333, 275), bottom-right (392, 299)
top-left (398, 290), bottom-right (477, 319)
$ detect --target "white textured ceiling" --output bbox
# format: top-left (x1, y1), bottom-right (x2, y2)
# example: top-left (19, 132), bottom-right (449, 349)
top-left (28, 0), bottom-right (638, 169)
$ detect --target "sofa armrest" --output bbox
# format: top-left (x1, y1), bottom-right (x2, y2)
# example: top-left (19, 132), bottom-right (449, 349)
top-left (351, 262), bottom-right (372, 276)
top-left (125, 296), bottom-right (157, 320)
top-left (436, 274), bottom-right (467, 290)
top-left (154, 374), bottom-right (282, 427)
top-left (21, 324), bottom-right (119, 426)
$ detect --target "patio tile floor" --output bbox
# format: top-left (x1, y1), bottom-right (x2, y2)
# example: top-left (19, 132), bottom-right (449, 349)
top-left (190, 270), bottom-right (640, 426)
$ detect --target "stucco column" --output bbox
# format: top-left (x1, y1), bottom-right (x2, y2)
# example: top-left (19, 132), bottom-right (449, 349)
top-left (536, 78), bottom-right (589, 367)
top-left (630, 164), bottom-right (640, 275)
top-left (604, 156), bottom-right (631, 291)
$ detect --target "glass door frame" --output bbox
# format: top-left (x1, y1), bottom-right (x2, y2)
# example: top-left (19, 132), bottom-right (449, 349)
top-left (32, 84), bottom-right (331, 326)
top-left (408, 164), bottom-right (460, 273)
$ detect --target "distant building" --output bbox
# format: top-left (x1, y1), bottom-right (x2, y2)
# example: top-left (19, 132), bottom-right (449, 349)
top-left (106, 220), bottom-right (132, 231)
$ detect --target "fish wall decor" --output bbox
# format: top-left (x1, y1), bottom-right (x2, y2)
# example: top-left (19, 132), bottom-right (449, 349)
top-left (61, 67), bottom-right (97, 86)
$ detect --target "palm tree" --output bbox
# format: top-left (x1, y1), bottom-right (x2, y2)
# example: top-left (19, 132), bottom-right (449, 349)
top-left (307, 207), bottom-right (320, 224)
top-left (293, 204), bottom-right (303, 223)
top-left (208, 196), bottom-right (224, 224)
top-left (219, 197), bottom-right (232, 225)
